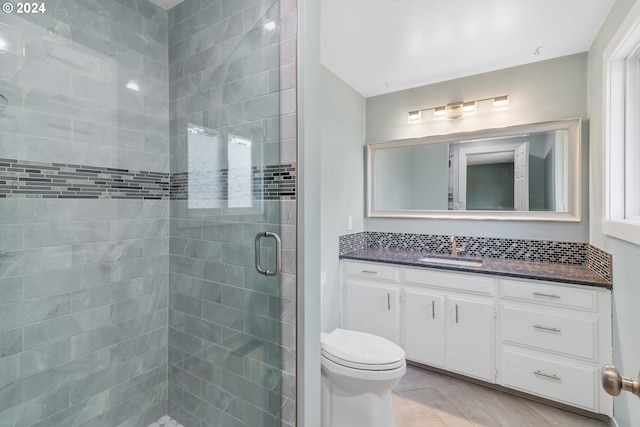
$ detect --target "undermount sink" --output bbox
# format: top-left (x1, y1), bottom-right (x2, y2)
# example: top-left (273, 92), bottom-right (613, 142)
top-left (418, 256), bottom-right (484, 268)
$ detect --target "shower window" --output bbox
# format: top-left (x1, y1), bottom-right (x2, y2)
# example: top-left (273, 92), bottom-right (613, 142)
top-left (227, 133), bottom-right (253, 208)
top-left (188, 125), bottom-right (224, 210)
top-left (187, 124), bottom-right (258, 212)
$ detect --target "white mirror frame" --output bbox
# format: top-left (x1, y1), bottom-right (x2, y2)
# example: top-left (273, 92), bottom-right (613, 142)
top-left (366, 118), bottom-right (582, 221)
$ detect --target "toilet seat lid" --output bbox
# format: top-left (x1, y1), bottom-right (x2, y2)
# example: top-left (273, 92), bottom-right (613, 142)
top-left (321, 329), bottom-right (405, 369)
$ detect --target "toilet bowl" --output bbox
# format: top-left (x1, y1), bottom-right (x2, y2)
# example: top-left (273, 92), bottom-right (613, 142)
top-left (321, 328), bottom-right (406, 427)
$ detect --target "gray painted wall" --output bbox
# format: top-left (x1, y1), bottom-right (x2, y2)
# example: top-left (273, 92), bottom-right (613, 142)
top-left (588, 0), bottom-right (640, 425)
top-left (299, 0), bottom-right (323, 423)
top-left (365, 54), bottom-right (589, 241)
top-left (409, 143), bottom-right (449, 210)
top-left (466, 163), bottom-right (514, 210)
top-left (0, 2), bottom-right (170, 425)
top-left (374, 146), bottom-right (412, 209)
top-left (320, 66), bottom-right (365, 333)
top-left (373, 143), bottom-right (448, 211)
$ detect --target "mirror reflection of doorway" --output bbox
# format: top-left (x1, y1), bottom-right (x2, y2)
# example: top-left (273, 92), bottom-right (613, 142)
top-left (455, 138), bottom-right (562, 212)
top-left (458, 143), bottom-right (522, 210)
top-left (514, 141), bottom-right (530, 211)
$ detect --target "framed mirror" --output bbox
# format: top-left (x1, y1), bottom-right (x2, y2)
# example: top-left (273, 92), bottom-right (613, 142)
top-left (367, 119), bottom-right (581, 221)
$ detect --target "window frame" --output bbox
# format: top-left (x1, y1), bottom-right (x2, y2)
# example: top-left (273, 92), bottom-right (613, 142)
top-left (603, 0), bottom-right (640, 245)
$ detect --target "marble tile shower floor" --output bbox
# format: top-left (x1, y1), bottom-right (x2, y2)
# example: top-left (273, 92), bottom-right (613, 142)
top-left (148, 415), bottom-right (186, 427)
top-left (393, 365), bottom-right (608, 427)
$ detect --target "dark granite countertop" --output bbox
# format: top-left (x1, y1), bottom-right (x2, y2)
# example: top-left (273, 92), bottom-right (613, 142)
top-left (340, 249), bottom-right (612, 289)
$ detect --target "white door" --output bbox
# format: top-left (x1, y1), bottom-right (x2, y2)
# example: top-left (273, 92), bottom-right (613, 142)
top-left (404, 288), bottom-right (446, 367)
top-left (343, 280), bottom-right (401, 344)
top-left (514, 141), bottom-right (530, 210)
top-left (446, 295), bottom-right (495, 382)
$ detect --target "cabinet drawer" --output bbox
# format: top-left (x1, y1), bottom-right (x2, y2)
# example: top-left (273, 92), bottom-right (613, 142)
top-left (342, 261), bottom-right (400, 282)
top-left (500, 303), bottom-right (597, 361)
top-left (405, 267), bottom-right (494, 296)
top-left (500, 347), bottom-right (598, 411)
top-left (500, 279), bottom-right (597, 311)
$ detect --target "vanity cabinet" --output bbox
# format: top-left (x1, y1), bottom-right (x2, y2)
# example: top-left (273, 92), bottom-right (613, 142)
top-left (341, 261), bottom-right (401, 345)
top-left (445, 294), bottom-right (494, 381)
top-left (340, 260), bottom-right (613, 417)
top-left (403, 267), bottom-right (495, 382)
top-left (403, 288), bottom-right (445, 367)
top-left (497, 278), bottom-right (612, 414)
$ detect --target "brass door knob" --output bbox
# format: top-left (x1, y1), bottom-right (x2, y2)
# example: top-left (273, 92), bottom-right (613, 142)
top-left (602, 364), bottom-right (640, 398)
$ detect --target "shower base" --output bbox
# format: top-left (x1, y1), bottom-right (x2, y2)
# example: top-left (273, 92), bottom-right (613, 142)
top-left (148, 415), bottom-right (186, 427)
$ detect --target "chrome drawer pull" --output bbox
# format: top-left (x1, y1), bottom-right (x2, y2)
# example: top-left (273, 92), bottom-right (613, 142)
top-left (387, 293), bottom-right (391, 311)
top-left (534, 370), bottom-right (562, 381)
top-left (532, 291), bottom-right (561, 299)
top-left (533, 324), bottom-right (562, 333)
top-left (432, 300), bottom-right (435, 319)
top-left (361, 270), bottom-right (378, 274)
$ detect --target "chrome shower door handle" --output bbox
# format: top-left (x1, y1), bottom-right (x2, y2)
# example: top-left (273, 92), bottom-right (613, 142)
top-left (255, 231), bottom-right (282, 276)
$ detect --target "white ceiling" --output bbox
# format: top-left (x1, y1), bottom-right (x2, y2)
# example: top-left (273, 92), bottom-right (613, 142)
top-left (321, 0), bottom-right (615, 97)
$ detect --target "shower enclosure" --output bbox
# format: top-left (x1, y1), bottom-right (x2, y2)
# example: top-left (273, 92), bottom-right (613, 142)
top-left (0, 0), bottom-right (297, 426)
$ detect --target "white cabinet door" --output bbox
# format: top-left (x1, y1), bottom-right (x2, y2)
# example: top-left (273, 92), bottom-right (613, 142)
top-left (343, 279), bottom-right (401, 345)
top-left (404, 288), bottom-right (445, 367)
top-left (446, 294), bottom-right (495, 382)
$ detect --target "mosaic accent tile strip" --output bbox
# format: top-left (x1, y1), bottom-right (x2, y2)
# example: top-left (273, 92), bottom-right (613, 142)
top-left (0, 158), bottom-right (170, 199)
top-left (0, 159), bottom-right (296, 201)
top-left (340, 232), bottom-right (613, 283)
top-left (588, 244), bottom-right (613, 283)
top-left (169, 163), bottom-right (297, 201)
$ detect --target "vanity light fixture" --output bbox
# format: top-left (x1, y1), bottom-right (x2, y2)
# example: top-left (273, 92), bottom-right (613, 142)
top-left (493, 95), bottom-right (510, 111)
top-left (462, 101), bottom-right (477, 115)
top-left (433, 107), bottom-right (447, 120)
top-left (407, 95), bottom-right (509, 123)
top-left (408, 110), bottom-right (422, 123)
top-left (445, 103), bottom-right (463, 120)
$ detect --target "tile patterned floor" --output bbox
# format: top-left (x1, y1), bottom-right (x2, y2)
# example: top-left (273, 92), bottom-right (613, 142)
top-left (392, 365), bottom-right (609, 427)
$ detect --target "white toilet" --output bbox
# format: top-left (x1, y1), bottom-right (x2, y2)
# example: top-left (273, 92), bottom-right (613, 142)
top-left (321, 328), bottom-right (406, 427)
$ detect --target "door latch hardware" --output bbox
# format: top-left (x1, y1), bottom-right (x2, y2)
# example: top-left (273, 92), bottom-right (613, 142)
top-left (602, 365), bottom-right (640, 398)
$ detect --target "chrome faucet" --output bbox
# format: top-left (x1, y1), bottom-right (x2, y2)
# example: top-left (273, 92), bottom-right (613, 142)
top-left (450, 236), bottom-right (465, 256)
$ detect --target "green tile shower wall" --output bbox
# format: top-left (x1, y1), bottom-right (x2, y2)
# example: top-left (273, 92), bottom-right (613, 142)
top-left (0, 1), bottom-right (170, 426)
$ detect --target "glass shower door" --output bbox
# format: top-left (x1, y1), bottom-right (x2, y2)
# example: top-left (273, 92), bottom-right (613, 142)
top-left (167, 0), bottom-right (296, 426)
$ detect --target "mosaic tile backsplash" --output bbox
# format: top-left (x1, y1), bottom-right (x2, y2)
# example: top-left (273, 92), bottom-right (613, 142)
top-left (340, 231), bottom-right (612, 283)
